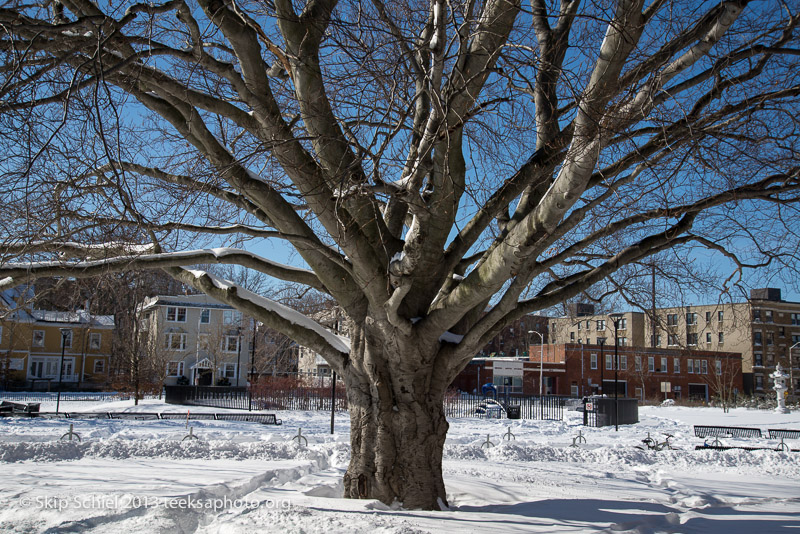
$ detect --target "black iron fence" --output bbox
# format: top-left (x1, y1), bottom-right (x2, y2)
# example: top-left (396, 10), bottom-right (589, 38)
top-left (165, 385), bottom-right (348, 412)
top-left (444, 394), bottom-right (566, 420)
top-left (165, 385), bottom-right (565, 420)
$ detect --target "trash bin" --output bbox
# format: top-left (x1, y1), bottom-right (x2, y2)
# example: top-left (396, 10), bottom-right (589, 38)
top-left (506, 406), bottom-right (521, 419)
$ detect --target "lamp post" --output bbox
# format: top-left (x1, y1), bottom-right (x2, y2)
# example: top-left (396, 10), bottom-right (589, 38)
top-left (249, 321), bottom-right (257, 411)
top-left (789, 341), bottom-right (800, 399)
top-left (235, 326), bottom-right (243, 388)
top-left (599, 338), bottom-right (606, 396)
top-left (609, 313), bottom-right (624, 431)
top-left (56, 328), bottom-right (70, 414)
top-left (529, 330), bottom-right (544, 420)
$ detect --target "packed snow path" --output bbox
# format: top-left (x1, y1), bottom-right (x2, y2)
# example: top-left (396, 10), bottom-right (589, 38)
top-left (0, 400), bottom-right (798, 533)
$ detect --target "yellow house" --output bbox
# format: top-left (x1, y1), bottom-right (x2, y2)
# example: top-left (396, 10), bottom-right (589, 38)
top-left (0, 293), bottom-right (114, 390)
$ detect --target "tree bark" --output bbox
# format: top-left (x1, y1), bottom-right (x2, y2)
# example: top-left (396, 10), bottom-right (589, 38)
top-left (341, 327), bottom-right (450, 510)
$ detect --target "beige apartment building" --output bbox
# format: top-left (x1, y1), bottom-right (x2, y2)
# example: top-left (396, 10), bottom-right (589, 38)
top-left (548, 310), bottom-right (647, 348)
top-left (547, 289), bottom-right (800, 397)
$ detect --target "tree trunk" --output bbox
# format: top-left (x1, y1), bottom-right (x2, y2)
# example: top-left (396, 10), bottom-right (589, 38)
top-left (341, 330), bottom-right (450, 510)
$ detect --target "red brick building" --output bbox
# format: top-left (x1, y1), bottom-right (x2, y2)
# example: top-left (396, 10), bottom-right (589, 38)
top-left (451, 344), bottom-right (743, 402)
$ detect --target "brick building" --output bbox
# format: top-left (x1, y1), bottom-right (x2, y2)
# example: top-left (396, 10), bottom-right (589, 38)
top-left (535, 343), bottom-right (742, 401)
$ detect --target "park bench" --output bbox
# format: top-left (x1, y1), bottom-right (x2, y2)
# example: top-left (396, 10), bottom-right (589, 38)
top-left (108, 412), bottom-right (161, 421)
top-left (159, 412), bottom-right (218, 421)
top-left (215, 413), bottom-right (282, 425)
top-left (0, 401), bottom-right (40, 416)
top-left (767, 429), bottom-right (800, 452)
top-left (694, 425), bottom-right (762, 448)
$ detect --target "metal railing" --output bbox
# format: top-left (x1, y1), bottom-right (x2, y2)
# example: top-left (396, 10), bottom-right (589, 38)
top-left (165, 385), bottom-right (565, 420)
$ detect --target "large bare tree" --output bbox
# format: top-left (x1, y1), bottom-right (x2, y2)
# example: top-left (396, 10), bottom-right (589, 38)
top-left (0, 0), bottom-right (798, 509)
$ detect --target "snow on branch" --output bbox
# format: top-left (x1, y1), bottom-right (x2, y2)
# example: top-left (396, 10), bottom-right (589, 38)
top-left (182, 269), bottom-right (350, 355)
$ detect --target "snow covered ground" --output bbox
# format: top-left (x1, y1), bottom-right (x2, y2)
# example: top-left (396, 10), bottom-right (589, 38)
top-left (1, 398), bottom-right (799, 533)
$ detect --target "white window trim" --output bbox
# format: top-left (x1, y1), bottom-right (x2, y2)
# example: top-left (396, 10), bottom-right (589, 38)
top-left (32, 330), bottom-right (45, 347)
top-left (166, 306), bottom-right (187, 323)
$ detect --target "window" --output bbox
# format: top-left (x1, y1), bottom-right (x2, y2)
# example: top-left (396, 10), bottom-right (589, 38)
top-left (200, 309), bottom-right (210, 324)
top-left (648, 356), bottom-right (655, 372)
top-left (224, 335), bottom-right (241, 353)
top-left (765, 310), bottom-right (773, 323)
top-left (577, 338), bottom-right (582, 344)
top-left (792, 313), bottom-right (800, 326)
top-left (570, 332), bottom-right (575, 341)
top-left (686, 313), bottom-right (698, 325)
top-left (706, 332), bottom-right (712, 344)
top-left (61, 330), bottom-right (72, 348)
top-left (687, 333), bottom-right (698, 346)
top-left (166, 307), bottom-right (187, 322)
top-left (661, 357), bottom-right (667, 373)
top-left (89, 333), bottom-right (101, 350)
top-left (94, 360), bottom-right (105, 374)
top-left (718, 310), bottom-right (724, 323)
top-left (753, 309), bottom-right (761, 322)
top-left (718, 332), bottom-right (724, 343)
top-left (223, 310), bottom-right (243, 325)
top-left (596, 320), bottom-right (606, 331)
top-left (767, 332), bottom-right (774, 345)
top-left (779, 327), bottom-right (785, 338)
top-left (667, 314), bottom-right (678, 326)
top-left (754, 332), bottom-right (763, 345)
top-left (674, 358), bottom-right (680, 374)
top-left (32, 330), bottom-right (45, 347)
top-left (651, 334), bottom-right (662, 346)
top-left (224, 363), bottom-right (237, 379)
top-left (590, 353), bottom-right (598, 370)
top-left (688, 359), bottom-right (694, 373)
top-left (695, 360), bottom-right (702, 374)
top-left (167, 361), bottom-right (184, 377)
top-left (667, 334), bottom-right (678, 346)
top-left (605, 354), bottom-right (613, 370)
top-left (793, 334), bottom-right (800, 345)
top-left (617, 337), bottom-right (627, 346)
top-left (755, 375), bottom-right (764, 389)
top-left (715, 360), bottom-right (722, 376)
top-left (754, 353), bottom-right (763, 366)
top-left (705, 311), bottom-right (711, 323)
top-left (618, 318), bottom-right (627, 330)
top-left (619, 355), bottom-right (627, 371)
top-left (577, 321), bottom-right (581, 330)
top-left (164, 333), bottom-right (187, 351)
top-left (635, 356), bottom-right (642, 372)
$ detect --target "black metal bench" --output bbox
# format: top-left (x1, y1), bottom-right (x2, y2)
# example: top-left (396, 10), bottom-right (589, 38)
top-left (767, 429), bottom-right (800, 440)
top-left (767, 429), bottom-right (800, 451)
top-left (159, 412), bottom-right (218, 421)
top-left (215, 413), bottom-right (282, 425)
top-left (694, 425), bottom-right (762, 447)
top-left (108, 412), bottom-right (161, 421)
top-left (0, 401), bottom-right (41, 416)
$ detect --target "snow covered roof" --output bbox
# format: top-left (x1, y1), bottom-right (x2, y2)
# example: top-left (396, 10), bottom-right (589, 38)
top-left (30, 309), bottom-right (115, 327)
top-left (139, 294), bottom-right (236, 312)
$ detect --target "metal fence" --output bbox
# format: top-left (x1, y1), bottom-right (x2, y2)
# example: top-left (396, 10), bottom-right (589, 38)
top-left (165, 385), bottom-right (565, 420)
top-left (444, 394), bottom-right (566, 420)
top-left (0, 392), bottom-right (160, 403)
top-left (164, 385), bottom-right (348, 412)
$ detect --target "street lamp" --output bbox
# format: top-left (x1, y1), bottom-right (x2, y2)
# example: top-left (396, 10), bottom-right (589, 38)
top-left (235, 326), bottom-right (243, 388)
top-left (249, 321), bottom-right (257, 412)
top-left (789, 341), bottom-right (800, 398)
top-left (56, 328), bottom-right (70, 414)
top-left (609, 313), bottom-right (625, 431)
top-left (528, 330), bottom-right (544, 397)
